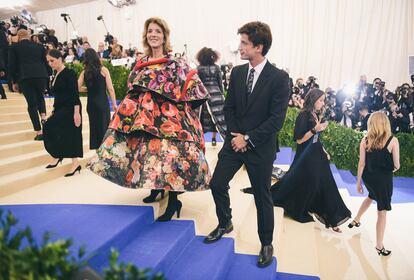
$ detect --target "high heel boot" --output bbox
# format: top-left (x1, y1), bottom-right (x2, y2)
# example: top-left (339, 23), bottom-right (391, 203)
top-left (143, 189), bottom-right (165, 203)
top-left (157, 192), bottom-right (182, 222)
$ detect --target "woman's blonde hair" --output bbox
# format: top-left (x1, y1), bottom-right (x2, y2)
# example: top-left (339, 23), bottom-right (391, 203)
top-left (142, 17), bottom-right (172, 56)
top-left (366, 111), bottom-right (392, 151)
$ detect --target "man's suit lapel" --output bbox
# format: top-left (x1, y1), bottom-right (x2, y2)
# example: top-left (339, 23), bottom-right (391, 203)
top-left (238, 64), bottom-right (249, 110)
top-left (246, 61), bottom-right (271, 110)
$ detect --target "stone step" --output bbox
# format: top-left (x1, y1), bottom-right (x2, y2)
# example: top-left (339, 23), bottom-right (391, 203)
top-left (0, 150), bottom-right (96, 197)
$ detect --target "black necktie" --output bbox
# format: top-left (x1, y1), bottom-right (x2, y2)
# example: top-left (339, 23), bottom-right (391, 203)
top-left (246, 68), bottom-right (255, 95)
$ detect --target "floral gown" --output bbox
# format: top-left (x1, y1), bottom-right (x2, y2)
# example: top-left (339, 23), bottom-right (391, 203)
top-left (88, 56), bottom-right (211, 192)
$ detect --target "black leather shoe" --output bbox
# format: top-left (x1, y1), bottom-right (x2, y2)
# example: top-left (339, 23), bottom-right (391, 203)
top-left (240, 187), bottom-right (253, 194)
top-left (204, 221), bottom-right (233, 243)
top-left (257, 245), bottom-right (274, 268)
top-left (34, 134), bottom-right (43, 141)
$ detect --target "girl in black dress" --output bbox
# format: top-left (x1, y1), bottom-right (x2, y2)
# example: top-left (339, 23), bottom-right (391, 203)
top-left (349, 111), bottom-right (400, 256)
top-left (78, 48), bottom-right (117, 149)
top-left (43, 49), bottom-right (83, 177)
top-left (270, 89), bottom-right (351, 232)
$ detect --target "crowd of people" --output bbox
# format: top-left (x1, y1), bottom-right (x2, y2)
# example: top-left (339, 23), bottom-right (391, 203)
top-left (0, 14), bottom-right (404, 268)
top-left (288, 74), bottom-right (414, 134)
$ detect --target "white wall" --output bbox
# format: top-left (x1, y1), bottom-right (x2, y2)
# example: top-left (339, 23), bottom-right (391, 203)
top-left (35, 0), bottom-right (414, 91)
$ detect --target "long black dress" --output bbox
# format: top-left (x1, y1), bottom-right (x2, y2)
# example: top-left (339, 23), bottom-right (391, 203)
top-left (271, 111), bottom-right (351, 227)
top-left (85, 72), bottom-right (110, 149)
top-left (197, 65), bottom-right (226, 136)
top-left (43, 68), bottom-right (83, 158)
top-left (362, 136), bottom-right (394, 211)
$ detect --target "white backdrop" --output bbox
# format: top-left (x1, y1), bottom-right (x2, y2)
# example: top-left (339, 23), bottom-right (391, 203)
top-left (35, 0), bottom-right (414, 91)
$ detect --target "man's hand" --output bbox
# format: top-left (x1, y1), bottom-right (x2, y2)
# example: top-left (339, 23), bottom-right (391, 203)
top-left (231, 132), bottom-right (248, 152)
top-left (12, 83), bottom-right (19, 92)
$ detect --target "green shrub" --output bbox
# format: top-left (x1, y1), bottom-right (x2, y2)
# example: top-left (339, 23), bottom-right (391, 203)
top-left (66, 62), bottom-right (130, 100)
top-left (279, 108), bottom-right (414, 177)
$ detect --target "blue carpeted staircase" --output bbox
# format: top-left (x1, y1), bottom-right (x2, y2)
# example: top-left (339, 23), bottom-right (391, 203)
top-left (2, 204), bottom-right (318, 280)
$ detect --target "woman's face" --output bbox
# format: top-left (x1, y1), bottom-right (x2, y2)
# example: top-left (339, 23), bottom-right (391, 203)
top-left (314, 95), bottom-right (325, 111)
top-left (46, 55), bottom-right (63, 70)
top-left (68, 48), bottom-right (74, 55)
top-left (146, 22), bottom-right (164, 51)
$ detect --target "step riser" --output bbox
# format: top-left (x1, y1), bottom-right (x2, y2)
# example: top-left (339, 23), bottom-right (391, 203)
top-left (0, 141), bottom-right (43, 160)
top-left (0, 121), bottom-right (35, 133)
top-left (0, 125), bottom-right (90, 145)
top-left (0, 114), bottom-right (28, 122)
top-left (0, 155), bottom-right (94, 198)
top-left (0, 143), bottom-right (91, 176)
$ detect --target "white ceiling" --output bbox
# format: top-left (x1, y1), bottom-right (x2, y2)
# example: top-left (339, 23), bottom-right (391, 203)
top-left (0, 0), bottom-right (95, 20)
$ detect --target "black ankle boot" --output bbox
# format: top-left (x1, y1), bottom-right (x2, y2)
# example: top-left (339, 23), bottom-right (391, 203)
top-left (157, 192), bottom-right (183, 222)
top-left (143, 189), bottom-right (165, 203)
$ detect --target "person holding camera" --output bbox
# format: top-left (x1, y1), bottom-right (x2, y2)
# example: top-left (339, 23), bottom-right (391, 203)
top-left (350, 111), bottom-right (400, 256)
top-left (248, 89), bottom-right (351, 232)
top-left (388, 101), bottom-right (410, 133)
top-left (356, 104), bottom-right (370, 132)
top-left (336, 99), bottom-right (356, 128)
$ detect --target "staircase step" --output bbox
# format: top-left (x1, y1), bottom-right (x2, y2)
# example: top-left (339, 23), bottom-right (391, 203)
top-left (337, 169), bottom-right (364, 197)
top-left (0, 204), bottom-right (154, 259)
top-left (0, 150), bottom-right (96, 197)
top-left (0, 112), bottom-right (29, 122)
top-left (0, 124), bottom-right (89, 145)
top-left (274, 147), bottom-right (293, 165)
top-left (166, 236), bottom-right (235, 280)
top-left (226, 253), bottom-right (276, 280)
top-left (0, 142), bottom-right (91, 176)
top-left (0, 120), bottom-right (37, 133)
top-left (92, 220), bottom-right (196, 274)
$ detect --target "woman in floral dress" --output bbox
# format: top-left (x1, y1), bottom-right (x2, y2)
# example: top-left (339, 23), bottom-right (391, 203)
top-left (88, 17), bottom-right (211, 221)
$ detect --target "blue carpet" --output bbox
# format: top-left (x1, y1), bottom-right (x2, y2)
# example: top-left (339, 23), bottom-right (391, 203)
top-left (204, 132), bottom-right (224, 143)
top-left (276, 272), bottom-right (320, 280)
top-left (274, 147), bottom-right (293, 165)
top-left (0, 204), bottom-right (318, 279)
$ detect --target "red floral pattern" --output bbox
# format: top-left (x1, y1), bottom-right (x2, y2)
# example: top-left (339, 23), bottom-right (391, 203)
top-left (88, 56), bottom-right (210, 192)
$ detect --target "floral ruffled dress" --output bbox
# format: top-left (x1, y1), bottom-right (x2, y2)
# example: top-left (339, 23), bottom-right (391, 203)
top-left (88, 56), bottom-right (211, 192)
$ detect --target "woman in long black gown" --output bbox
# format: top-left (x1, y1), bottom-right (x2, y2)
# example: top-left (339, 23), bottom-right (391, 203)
top-left (78, 48), bottom-right (117, 149)
top-left (43, 49), bottom-right (83, 176)
top-left (270, 89), bottom-right (351, 232)
top-left (196, 47), bottom-right (226, 145)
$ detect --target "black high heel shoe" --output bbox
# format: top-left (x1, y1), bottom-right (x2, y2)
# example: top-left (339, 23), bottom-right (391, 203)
top-left (64, 165), bottom-right (81, 177)
top-left (46, 158), bottom-right (63, 169)
top-left (211, 137), bottom-right (217, 146)
top-left (348, 220), bottom-right (361, 228)
top-left (143, 189), bottom-right (165, 203)
top-left (376, 247), bottom-right (391, 256)
top-left (157, 200), bottom-right (182, 222)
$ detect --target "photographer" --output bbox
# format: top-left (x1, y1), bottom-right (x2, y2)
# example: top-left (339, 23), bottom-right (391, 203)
top-left (303, 76), bottom-right (319, 96)
top-left (396, 83), bottom-right (413, 113)
top-left (288, 88), bottom-right (304, 109)
top-left (355, 104), bottom-right (370, 132)
top-left (47, 29), bottom-right (58, 48)
top-left (336, 99), bottom-right (355, 128)
top-left (387, 101), bottom-right (410, 133)
top-left (324, 88), bottom-right (337, 121)
top-left (372, 80), bottom-right (389, 111)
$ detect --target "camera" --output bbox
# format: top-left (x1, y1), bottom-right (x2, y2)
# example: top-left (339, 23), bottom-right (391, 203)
top-left (104, 33), bottom-right (114, 45)
top-left (380, 81), bottom-right (386, 87)
top-left (342, 100), bottom-right (354, 112)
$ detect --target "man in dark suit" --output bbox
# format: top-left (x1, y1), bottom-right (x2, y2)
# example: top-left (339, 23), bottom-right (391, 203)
top-left (203, 21), bottom-right (290, 268)
top-left (8, 29), bottom-right (49, 140)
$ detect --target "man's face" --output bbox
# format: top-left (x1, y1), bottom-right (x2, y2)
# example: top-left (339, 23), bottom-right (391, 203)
top-left (238, 33), bottom-right (262, 61)
top-left (98, 43), bottom-right (105, 52)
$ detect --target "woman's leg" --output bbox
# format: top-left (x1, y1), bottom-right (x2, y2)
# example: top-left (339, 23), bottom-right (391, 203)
top-left (354, 197), bottom-right (373, 222)
top-left (376, 210), bottom-right (387, 249)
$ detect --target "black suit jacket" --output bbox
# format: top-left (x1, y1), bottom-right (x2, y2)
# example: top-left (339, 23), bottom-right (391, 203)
top-left (8, 39), bottom-right (49, 83)
top-left (224, 61), bottom-right (290, 158)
